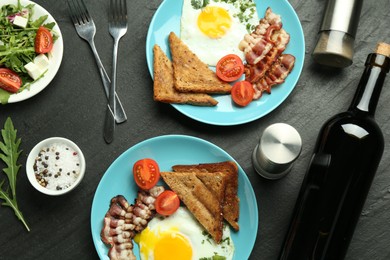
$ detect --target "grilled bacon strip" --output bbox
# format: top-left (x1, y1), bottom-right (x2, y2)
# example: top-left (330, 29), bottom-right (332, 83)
top-left (239, 8), bottom-right (284, 65)
top-left (244, 28), bottom-right (290, 83)
top-left (108, 242), bottom-right (136, 260)
top-left (239, 7), bottom-right (295, 99)
top-left (253, 54), bottom-right (296, 99)
top-left (101, 186), bottom-right (165, 260)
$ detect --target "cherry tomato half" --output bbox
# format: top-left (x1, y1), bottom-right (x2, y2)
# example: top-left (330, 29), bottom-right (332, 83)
top-left (133, 158), bottom-right (160, 190)
top-left (155, 190), bottom-right (180, 216)
top-left (0, 68), bottom-right (22, 93)
top-left (231, 80), bottom-right (254, 107)
top-left (216, 54), bottom-right (244, 82)
top-left (35, 26), bottom-right (53, 54)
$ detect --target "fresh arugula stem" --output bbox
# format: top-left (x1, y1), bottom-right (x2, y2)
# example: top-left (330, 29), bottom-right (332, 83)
top-left (0, 47), bottom-right (35, 57)
top-left (0, 27), bottom-right (39, 32)
top-left (0, 188), bottom-right (30, 232)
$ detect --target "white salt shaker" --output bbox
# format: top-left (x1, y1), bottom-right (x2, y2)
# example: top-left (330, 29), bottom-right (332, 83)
top-left (252, 123), bottom-right (302, 180)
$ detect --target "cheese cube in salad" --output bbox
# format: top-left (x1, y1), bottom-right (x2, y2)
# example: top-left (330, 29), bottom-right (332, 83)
top-left (24, 62), bottom-right (44, 80)
top-left (13, 15), bottom-right (28, 28)
top-left (34, 54), bottom-right (50, 70)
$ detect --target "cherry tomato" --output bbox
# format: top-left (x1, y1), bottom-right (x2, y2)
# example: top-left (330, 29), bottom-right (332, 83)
top-left (0, 68), bottom-right (22, 93)
top-left (35, 26), bottom-right (53, 54)
top-left (155, 190), bottom-right (180, 216)
top-left (133, 158), bottom-right (160, 190)
top-left (231, 80), bottom-right (254, 107)
top-left (216, 54), bottom-right (244, 82)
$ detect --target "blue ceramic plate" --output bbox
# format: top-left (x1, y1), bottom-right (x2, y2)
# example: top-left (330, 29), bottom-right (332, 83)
top-left (91, 135), bottom-right (258, 259)
top-left (146, 0), bottom-right (305, 125)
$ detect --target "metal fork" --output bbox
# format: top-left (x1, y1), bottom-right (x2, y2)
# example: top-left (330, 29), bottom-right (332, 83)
top-left (67, 0), bottom-right (127, 124)
top-left (103, 0), bottom-right (128, 143)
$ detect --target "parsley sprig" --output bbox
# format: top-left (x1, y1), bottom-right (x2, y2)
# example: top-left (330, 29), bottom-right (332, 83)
top-left (191, 0), bottom-right (257, 33)
top-left (0, 117), bottom-right (30, 232)
top-left (191, 0), bottom-right (210, 9)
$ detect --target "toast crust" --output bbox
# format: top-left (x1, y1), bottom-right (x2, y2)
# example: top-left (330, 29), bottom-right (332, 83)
top-left (168, 32), bottom-right (232, 94)
top-left (172, 161), bottom-right (240, 231)
top-left (153, 44), bottom-right (218, 106)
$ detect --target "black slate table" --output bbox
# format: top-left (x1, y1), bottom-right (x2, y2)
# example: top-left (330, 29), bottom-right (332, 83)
top-left (1, 0), bottom-right (390, 259)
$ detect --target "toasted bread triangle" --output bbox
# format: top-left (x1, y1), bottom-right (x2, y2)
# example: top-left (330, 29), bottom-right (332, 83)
top-left (168, 32), bottom-right (232, 94)
top-left (160, 171), bottom-right (224, 243)
top-left (153, 44), bottom-right (218, 106)
top-left (196, 171), bottom-right (227, 204)
top-left (172, 161), bottom-right (240, 231)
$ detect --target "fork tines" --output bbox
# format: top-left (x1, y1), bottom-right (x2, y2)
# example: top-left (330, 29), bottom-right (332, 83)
top-left (67, 0), bottom-right (92, 26)
top-left (109, 0), bottom-right (128, 25)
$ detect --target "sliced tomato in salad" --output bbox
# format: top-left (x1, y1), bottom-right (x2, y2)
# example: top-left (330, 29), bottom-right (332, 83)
top-left (231, 80), bottom-right (254, 107)
top-left (216, 54), bottom-right (244, 82)
top-left (133, 158), bottom-right (160, 190)
top-left (35, 26), bottom-right (53, 54)
top-left (155, 190), bottom-right (180, 216)
top-left (0, 68), bottom-right (22, 93)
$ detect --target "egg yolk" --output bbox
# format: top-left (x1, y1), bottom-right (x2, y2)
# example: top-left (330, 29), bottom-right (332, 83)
top-left (154, 233), bottom-right (192, 260)
top-left (138, 227), bottom-right (193, 260)
top-left (197, 6), bottom-right (232, 38)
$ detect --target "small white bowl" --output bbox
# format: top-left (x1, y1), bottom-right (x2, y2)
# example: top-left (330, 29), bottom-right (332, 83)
top-left (26, 137), bottom-right (86, 196)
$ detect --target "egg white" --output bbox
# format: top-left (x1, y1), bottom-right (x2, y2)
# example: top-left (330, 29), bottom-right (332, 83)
top-left (136, 207), bottom-right (235, 260)
top-left (180, 0), bottom-right (259, 66)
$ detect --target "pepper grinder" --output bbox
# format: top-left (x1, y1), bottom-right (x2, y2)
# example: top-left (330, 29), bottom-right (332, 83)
top-left (252, 123), bottom-right (302, 180)
top-left (312, 0), bottom-right (363, 68)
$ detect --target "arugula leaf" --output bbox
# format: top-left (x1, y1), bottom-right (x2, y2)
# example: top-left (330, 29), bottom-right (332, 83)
top-left (191, 0), bottom-right (210, 9)
top-left (0, 117), bottom-right (30, 232)
top-left (30, 14), bottom-right (48, 28)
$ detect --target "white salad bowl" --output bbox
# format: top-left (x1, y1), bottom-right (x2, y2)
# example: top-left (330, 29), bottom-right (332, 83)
top-left (4, 0), bottom-right (64, 104)
top-left (26, 137), bottom-right (86, 196)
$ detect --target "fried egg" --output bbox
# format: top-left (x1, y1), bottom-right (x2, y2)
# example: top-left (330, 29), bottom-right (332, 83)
top-left (135, 207), bottom-right (234, 260)
top-left (180, 0), bottom-right (259, 66)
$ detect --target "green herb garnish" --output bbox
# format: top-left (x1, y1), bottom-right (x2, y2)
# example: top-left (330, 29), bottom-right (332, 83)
top-left (0, 117), bottom-right (30, 231)
top-left (191, 0), bottom-right (210, 9)
top-left (212, 0), bottom-right (257, 33)
top-left (199, 254), bottom-right (227, 260)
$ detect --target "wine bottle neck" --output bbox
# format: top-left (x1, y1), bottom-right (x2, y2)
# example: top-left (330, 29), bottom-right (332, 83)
top-left (349, 53), bottom-right (390, 115)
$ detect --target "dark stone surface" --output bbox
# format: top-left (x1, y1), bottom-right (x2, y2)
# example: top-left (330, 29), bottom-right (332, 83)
top-left (1, 0), bottom-right (389, 259)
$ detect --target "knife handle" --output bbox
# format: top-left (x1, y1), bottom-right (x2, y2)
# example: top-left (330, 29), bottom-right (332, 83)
top-left (103, 104), bottom-right (115, 143)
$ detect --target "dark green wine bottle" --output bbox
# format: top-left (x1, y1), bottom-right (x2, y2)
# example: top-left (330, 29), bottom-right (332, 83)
top-left (279, 43), bottom-right (390, 260)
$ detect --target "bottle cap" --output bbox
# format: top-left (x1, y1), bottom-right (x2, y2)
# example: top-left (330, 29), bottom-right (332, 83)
top-left (252, 123), bottom-right (302, 180)
top-left (376, 42), bottom-right (390, 57)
